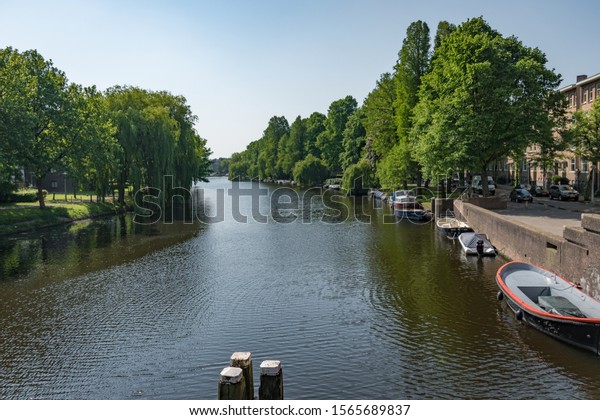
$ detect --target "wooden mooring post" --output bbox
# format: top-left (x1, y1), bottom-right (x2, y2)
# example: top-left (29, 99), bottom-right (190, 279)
top-left (217, 367), bottom-right (246, 400)
top-left (230, 352), bottom-right (254, 400)
top-left (259, 360), bottom-right (283, 400)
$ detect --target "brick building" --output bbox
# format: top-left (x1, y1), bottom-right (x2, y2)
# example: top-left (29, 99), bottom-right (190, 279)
top-left (493, 73), bottom-right (600, 192)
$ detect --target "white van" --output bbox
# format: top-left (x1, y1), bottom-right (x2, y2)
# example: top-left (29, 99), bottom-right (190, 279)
top-left (472, 175), bottom-right (496, 195)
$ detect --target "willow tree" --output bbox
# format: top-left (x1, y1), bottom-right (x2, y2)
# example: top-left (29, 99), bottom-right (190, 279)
top-left (105, 86), bottom-right (210, 205)
top-left (63, 86), bottom-right (118, 200)
top-left (412, 17), bottom-right (564, 195)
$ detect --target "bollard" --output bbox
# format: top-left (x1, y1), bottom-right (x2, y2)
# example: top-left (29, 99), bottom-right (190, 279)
top-left (218, 366), bottom-right (246, 400)
top-left (259, 360), bottom-right (283, 400)
top-left (230, 352), bottom-right (254, 400)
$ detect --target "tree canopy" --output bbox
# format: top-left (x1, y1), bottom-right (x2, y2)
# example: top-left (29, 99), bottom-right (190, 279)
top-left (412, 17), bottom-right (564, 194)
top-left (0, 47), bottom-right (211, 208)
top-left (0, 48), bottom-right (116, 208)
top-left (228, 17), bottom-right (567, 197)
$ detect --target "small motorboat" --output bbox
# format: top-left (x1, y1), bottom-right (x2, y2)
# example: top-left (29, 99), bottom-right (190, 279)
top-left (457, 232), bottom-right (496, 256)
top-left (436, 217), bottom-right (473, 238)
top-left (496, 261), bottom-right (600, 354)
top-left (392, 190), bottom-right (429, 221)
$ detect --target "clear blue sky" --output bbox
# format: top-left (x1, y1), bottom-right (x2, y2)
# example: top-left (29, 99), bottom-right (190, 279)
top-left (1, 0), bottom-right (598, 158)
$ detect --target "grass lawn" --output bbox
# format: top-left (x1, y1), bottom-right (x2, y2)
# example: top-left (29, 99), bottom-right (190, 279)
top-left (0, 201), bottom-right (122, 236)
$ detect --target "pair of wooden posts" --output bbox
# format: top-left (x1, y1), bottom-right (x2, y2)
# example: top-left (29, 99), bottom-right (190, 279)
top-left (218, 352), bottom-right (283, 400)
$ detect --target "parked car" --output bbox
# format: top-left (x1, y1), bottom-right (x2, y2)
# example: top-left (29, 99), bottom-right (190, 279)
top-left (529, 185), bottom-right (549, 197)
top-left (472, 175), bottom-right (496, 195)
top-left (549, 185), bottom-right (579, 201)
top-left (509, 188), bottom-right (533, 203)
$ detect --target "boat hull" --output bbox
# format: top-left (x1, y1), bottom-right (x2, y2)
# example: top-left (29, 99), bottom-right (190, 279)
top-left (502, 293), bottom-right (600, 354)
top-left (393, 202), bottom-right (429, 221)
top-left (394, 209), bottom-right (430, 220)
top-left (457, 233), bottom-right (496, 256)
top-left (436, 219), bottom-right (473, 238)
top-left (497, 261), bottom-right (600, 355)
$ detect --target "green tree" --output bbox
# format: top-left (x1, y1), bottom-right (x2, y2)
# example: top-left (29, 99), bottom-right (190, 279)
top-left (304, 112), bottom-right (327, 156)
top-left (0, 48), bottom-right (115, 208)
top-left (228, 152), bottom-right (249, 180)
top-left (105, 86), bottom-right (210, 205)
top-left (433, 21), bottom-right (456, 51)
top-left (570, 99), bottom-right (600, 199)
top-left (63, 86), bottom-right (118, 200)
top-left (340, 109), bottom-right (366, 170)
top-left (292, 154), bottom-right (329, 187)
top-left (342, 158), bottom-right (374, 195)
top-left (277, 116), bottom-right (306, 177)
top-left (216, 158), bottom-right (230, 175)
top-left (394, 20), bottom-right (431, 191)
top-left (412, 17), bottom-right (564, 195)
top-left (362, 73), bottom-right (398, 159)
top-left (394, 20), bottom-right (430, 142)
top-left (376, 142), bottom-right (411, 191)
top-left (317, 96), bottom-right (357, 174)
top-left (259, 116), bottom-right (289, 180)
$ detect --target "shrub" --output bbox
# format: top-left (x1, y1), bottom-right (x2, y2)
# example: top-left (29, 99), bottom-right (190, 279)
top-left (9, 189), bottom-right (47, 202)
top-left (0, 180), bottom-right (17, 203)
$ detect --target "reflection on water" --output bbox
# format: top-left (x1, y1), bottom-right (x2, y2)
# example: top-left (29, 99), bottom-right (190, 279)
top-left (0, 214), bottom-right (202, 286)
top-left (1, 177), bottom-right (600, 399)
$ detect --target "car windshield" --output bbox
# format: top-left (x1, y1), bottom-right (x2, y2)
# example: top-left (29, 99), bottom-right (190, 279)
top-left (559, 186), bottom-right (573, 191)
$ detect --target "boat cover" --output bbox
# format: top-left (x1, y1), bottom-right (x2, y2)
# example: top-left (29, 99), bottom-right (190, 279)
top-left (461, 233), bottom-right (491, 248)
top-left (538, 295), bottom-right (586, 318)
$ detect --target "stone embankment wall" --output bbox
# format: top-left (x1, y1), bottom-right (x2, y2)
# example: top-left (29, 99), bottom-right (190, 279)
top-left (454, 200), bottom-right (600, 299)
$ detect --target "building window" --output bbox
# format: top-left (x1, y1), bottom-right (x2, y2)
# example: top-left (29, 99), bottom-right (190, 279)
top-left (583, 88), bottom-right (588, 104)
top-left (570, 158), bottom-right (576, 172)
top-left (51, 181), bottom-right (58, 189)
top-left (581, 159), bottom-right (589, 173)
top-left (590, 86), bottom-right (595, 102)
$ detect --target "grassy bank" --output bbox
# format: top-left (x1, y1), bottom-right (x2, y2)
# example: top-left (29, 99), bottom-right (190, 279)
top-left (0, 201), bottom-right (123, 236)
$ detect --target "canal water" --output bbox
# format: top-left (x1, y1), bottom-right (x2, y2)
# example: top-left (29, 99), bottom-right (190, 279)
top-left (1, 177), bottom-right (600, 399)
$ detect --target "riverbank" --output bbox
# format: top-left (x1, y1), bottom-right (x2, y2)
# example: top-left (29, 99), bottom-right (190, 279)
top-left (0, 201), bottom-right (125, 236)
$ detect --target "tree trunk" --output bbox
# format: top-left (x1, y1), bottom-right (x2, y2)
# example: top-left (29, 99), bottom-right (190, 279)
top-left (36, 176), bottom-right (46, 209)
top-left (481, 165), bottom-right (490, 197)
top-left (118, 171), bottom-right (126, 206)
top-left (584, 167), bottom-right (594, 201)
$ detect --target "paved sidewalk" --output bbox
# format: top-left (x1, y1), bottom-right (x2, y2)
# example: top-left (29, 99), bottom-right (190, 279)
top-left (492, 186), bottom-right (600, 237)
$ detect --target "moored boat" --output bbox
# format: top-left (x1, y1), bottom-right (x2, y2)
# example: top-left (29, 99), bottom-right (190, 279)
top-left (436, 217), bottom-right (473, 238)
top-left (392, 190), bottom-right (429, 220)
top-left (496, 261), bottom-right (600, 354)
top-left (457, 232), bottom-right (496, 256)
